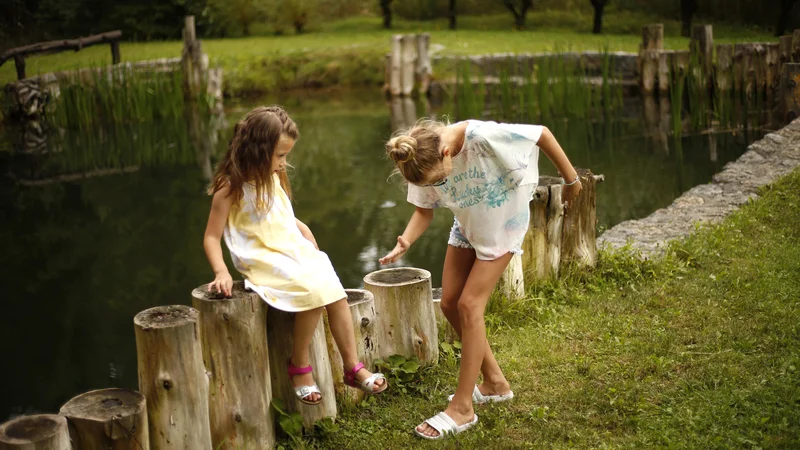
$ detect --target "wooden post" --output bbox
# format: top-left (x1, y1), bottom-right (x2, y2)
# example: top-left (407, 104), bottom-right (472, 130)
top-left (431, 288), bottom-right (459, 343)
top-left (780, 63), bottom-right (800, 122)
top-left (182, 15), bottom-right (207, 99)
top-left (733, 43), bottom-right (746, 93)
top-left (672, 50), bottom-right (691, 78)
top-left (767, 43), bottom-right (780, 102)
top-left (416, 33), bottom-right (431, 95)
top-left (690, 24), bottom-right (713, 74)
top-left (639, 25), bottom-right (663, 95)
top-left (383, 54), bottom-right (391, 95)
top-left (716, 44), bottom-right (733, 92)
top-left (191, 282), bottom-right (275, 450)
top-left (323, 289), bottom-right (379, 406)
top-left (792, 30), bottom-right (800, 62)
top-left (0, 415), bottom-right (71, 450)
top-left (110, 40), bottom-right (121, 65)
top-left (266, 306), bottom-right (336, 431)
top-left (658, 51), bottom-right (671, 94)
top-left (780, 35), bottom-right (793, 65)
top-left (59, 388), bottom-right (148, 450)
top-left (134, 305), bottom-right (212, 450)
top-left (560, 169), bottom-right (604, 268)
top-left (363, 267), bottom-right (439, 364)
top-left (521, 180), bottom-right (563, 283)
top-left (400, 34), bottom-right (417, 96)
top-left (13, 55), bottom-right (25, 80)
top-left (498, 253), bottom-right (524, 299)
top-left (390, 35), bottom-right (402, 97)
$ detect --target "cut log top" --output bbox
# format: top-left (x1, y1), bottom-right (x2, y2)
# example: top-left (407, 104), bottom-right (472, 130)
top-left (59, 388), bottom-right (144, 421)
top-left (191, 280), bottom-right (251, 302)
top-left (345, 289), bottom-right (374, 307)
top-left (538, 169), bottom-right (605, 187)
top-left (363, 267), bottom-right (431, 286)
top-left (0, 414), bottom-right (66, 444)
top-left (134, 304), bottom-right (197, 329)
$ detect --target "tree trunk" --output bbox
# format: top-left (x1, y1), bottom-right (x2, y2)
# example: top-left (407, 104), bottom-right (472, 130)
top-left (381, 0), bottom-right (392, 29)
top-left (192, 282), bottom-right (275, 450)
top-left (0, 415), bottom-right (71, 450)
top-left (59, 388), bottom-right (148, 450)
top-left (680, 0), bottom-right (697, 38)
top-left (323, 289), bottom-right (380, 406)
top-left (363, 267), bottom-right (439, 364)
top-left (134, 305), bottom-right (212, 450)
top-left (777, 0), bottom-right (798, 37)
top-left (431, 288), bottom-right (459, 343)
top-left (497, 253), bottom-right (524, 299)
top-left (266, 306), bottom-right (336, 431)
top-left (504, 0), bottom-right (532, 30)
top-left (591, 0), bottom-right (605, 34)
top-left (449, 0), bottom-right (457, 29)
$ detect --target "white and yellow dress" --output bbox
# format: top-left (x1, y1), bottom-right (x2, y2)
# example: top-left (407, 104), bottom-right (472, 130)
top-left (224, 173), bottom-right (346, 312)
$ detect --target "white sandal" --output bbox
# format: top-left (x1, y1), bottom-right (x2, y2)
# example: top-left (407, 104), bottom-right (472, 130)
top-left (344, 362), bottom-right (388, 394)
top-left (448, 385), bottom-right (514, 404)
top-left (414, 411), bottom-right (478, 440)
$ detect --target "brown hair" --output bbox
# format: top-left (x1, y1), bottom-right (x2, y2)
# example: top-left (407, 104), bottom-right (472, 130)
top-left (386, 119), bottom-right (446, 184)
top-left (209, 106), bottom-right (299, 211)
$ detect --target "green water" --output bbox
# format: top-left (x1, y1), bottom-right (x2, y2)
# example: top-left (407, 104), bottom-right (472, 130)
top-left (0, 88), bottom-right (770, 419)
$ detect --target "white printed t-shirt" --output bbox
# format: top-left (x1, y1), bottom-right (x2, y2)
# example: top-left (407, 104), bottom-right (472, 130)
top-left (407, 120), bottom-right (543, 260)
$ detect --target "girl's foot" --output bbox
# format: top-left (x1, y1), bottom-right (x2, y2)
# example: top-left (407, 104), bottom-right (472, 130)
top-left (344, 362), bottom-right (388, 393)
top-left (477, 380), bottom-right (512, 398)
top-left (415, 404), bottom-right (476, 438)
top-left (288, 359), bottom-right (322, 404)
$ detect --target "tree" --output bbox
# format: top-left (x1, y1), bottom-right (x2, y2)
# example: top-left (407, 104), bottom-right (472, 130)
top-left (380, 0), bottom-right (392, 29)
top-left (449, 0), bottom-right (457, 30)
top-left (777, 0), bottom-right (799, 36)
top-left (503, 0), bottom-right (533, 30)
top-left (590, 0), bottom-right (607, 34)
top-left (206, 0), bottom-right (267, 37)
top-left (680, 0), bottom-right (697, 37)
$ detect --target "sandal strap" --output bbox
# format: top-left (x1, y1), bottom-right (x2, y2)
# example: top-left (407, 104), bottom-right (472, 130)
top-left (287, 359), bottom-right (313, 376)
top-left (350, 362), bottom-right (365, 375)
top-left (424, 412), bottom-right (458, 436)
top-left (295, 384), bottom-right (321, 399)
top-left (362, 372), bottom-right (386, 389)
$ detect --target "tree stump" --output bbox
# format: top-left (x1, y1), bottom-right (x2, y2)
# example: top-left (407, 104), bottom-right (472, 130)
top-left (521, 179), bottom-right (563, 282)
top-left (497, 253), bottom-right (524, 299)
top-left (0, 415), bottom-right (71, 450)
top-left (323, 289), bottom-right (379, 406)
top-left (363, 267), bottom-right (439, 364)
top-left (266, 306), bottom-right (336, 431)
top-left (716, 44), bottom-right (733, 92)
top-left (59, 388), bottom-right (148, 450)
top-left (400, 34), bottom-right (417, 96)
top-left (134, 305), bottom-right (212, 450)
top-left (561, 169), bottom-right (604, 268)
top-left (431, 288), bottom-right (459, 343)
top-left (191, 283), bottom-right (275, 450)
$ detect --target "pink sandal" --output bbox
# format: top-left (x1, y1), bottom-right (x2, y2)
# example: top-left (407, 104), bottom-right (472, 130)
top-left (343, 362), bottom-right (388, 394)
top-left (287, 360), bottom-right (322, 405)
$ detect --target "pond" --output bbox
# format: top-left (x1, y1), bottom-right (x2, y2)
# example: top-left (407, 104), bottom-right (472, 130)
top-left (0, 86), bottom-right (773, 420)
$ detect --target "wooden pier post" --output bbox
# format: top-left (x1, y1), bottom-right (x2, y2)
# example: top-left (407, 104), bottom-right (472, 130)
top-left (733, 43), bottom-right (746, 93)
top-left (792, 30), bottom-right (800, 62)
top-left (690, 24), bottom-right (714, 75)
top-left (59, 388), bottom-right (148, 450)
top-left (267, 306), bottom-right (336, 431)
top-left (400, 34), bottom-right (417, 96)
top-left (134, 305), bottom-right (212, 450)
top-left (364, 268), bottom-right (439, 364)
top-left (416, 33), bottom-right (432, 95)
top-left (716, 44), bottom-right (733, 92)
top-left (0, 415), bottom-right (71, 450)
top-left (780, 63), bottom-right (800, 122)
top-left (658, 51), bottom-right (671, 94)
top-left (639, 24), bottom-right (664, 95)
top-left (323, 289), bottom-right (379, 406)
top-left (192, 283), bottom-right (275, 450)
top-left (389, 35), bottom-right (402, 96)
top-left (181, 16), bottom-right (207, 100)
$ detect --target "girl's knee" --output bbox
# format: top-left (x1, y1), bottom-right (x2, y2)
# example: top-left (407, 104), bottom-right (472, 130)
top-left (440, 295), bottom-right (459, 316)
top-left (456, 298), bottom-right (484, 323)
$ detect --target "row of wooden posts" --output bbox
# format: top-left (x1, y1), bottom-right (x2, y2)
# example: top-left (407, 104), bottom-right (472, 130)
top-left (384, 34), bottom-right (433, 97)
top-left (0, 171), bottom-right (603, 449)
top-left (638, 23), bottom-right (798, 99)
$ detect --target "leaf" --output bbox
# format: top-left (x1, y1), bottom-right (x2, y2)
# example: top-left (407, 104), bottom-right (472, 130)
top-left (401, 361), bottom-right (420, 373)
top-left (453, 341), bottom-right (462, 349)
top-left (388, 354), bottom-right (407, 367)
top-left (271, 398), bottom-right (288, 416)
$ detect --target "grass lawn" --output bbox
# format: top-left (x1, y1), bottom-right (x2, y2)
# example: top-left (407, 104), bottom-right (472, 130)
top-left (294, 168), bottom-right (800, 448)
top-left (0, 13), bottom-right (778, 94)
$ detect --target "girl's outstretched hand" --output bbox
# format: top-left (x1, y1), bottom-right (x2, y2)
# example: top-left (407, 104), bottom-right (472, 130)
top-left (379, 236), bottom-right (410, 265)
top-left (562, 179), bottom-right (583, 210)
top-left (209, 271), bottom-right (233, 297)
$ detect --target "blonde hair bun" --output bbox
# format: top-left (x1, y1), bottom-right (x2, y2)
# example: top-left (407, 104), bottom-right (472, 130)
top-left (387, 135), bottom-right (417, 163)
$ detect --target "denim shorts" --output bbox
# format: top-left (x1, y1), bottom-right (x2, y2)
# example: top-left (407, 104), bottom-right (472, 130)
top-left (447, 217), bottom-right (523, 255)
